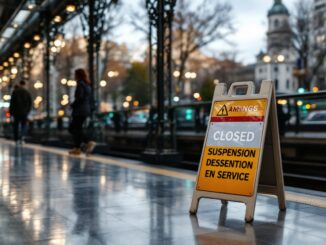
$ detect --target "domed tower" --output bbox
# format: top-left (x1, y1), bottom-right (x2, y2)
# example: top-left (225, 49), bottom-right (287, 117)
top-left (267, 0), bottom-right (292, 53)
top-left (255, 0), bottom-right (298, 93)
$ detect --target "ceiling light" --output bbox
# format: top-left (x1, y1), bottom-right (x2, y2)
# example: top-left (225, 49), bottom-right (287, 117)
top-left (11, 67), bottom-right (18, 75)
top-left (27, 3), bottom-right (35, 10)
top-left (33, 34), bottom-right (41, 41)
top-left (24, 42), bottom-right (31, 49)
top-left (54, 39), bottom-right (62, 47)
top-left (66, 3), bottom-right (76, 12)
top-left (53, 16), bottom-right (62, 23)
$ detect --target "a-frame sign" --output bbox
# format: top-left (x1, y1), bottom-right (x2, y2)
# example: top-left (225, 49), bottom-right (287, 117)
top-left (190, 80), bottom-right (286, 222)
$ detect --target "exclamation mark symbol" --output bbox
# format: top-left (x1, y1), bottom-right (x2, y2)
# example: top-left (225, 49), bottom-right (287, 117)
top-left (216, 105), bottom-right (228, 116)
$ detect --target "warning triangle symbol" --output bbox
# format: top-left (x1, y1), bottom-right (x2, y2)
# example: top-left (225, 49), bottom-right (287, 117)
top-left (217, 105), bottom-right (228, 116)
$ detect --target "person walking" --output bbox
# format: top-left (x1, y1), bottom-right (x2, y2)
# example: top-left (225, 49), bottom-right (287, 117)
top-left (68, 68), bottom-right (96, 155)
top-left (9, 81), bottom-right (32, 144)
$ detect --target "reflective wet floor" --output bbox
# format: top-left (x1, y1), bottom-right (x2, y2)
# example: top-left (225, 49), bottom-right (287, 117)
top-left (0, 140), bottom-right (325, 245)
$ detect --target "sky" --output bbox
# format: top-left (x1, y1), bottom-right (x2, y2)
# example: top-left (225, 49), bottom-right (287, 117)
top-left (111, 0), bottom-right (299, 65)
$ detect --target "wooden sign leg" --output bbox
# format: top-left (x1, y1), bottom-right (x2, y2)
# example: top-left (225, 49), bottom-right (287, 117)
top-left (245, 199), bottom-right (256, 223)
top-left (271, 92), bottom-right (286, 211)
top-left (190, 192), bottom-right (200, 214)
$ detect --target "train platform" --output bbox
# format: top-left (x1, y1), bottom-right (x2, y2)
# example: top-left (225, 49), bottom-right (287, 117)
top-left (0, 139), bottom-right (325, 245)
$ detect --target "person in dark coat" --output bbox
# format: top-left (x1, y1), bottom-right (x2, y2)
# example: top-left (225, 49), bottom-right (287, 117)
top-left (9, 81), bottom-right (32, 144)
top-left (68, 68), bottom-right (96, 155)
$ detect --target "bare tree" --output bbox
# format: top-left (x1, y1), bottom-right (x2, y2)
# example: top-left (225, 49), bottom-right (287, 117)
top-left (129, 1), bottom-right (149, 36)
top-left (99, 2), bottom-right (123, 82)
top-left (54, 20), bottom-right (87, 79)
top-left (292, 0), bottom-right (326, 89)
top-left (173, 0), bottom-right (234, 90)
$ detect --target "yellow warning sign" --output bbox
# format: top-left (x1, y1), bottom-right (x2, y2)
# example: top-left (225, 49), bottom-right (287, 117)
top-left (197, 146), bottom-right (260, 196)
top-left (191, 81), bottom-right (286, 222)
top-left (213, 99), bottom-right (266, 118)
top-left (196, 99), bottom-right (267, 196)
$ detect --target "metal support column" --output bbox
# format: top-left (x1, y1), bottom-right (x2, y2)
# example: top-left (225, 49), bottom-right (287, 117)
top-left (156, 0), bottom-right (165, 152)
top-left (45, 14), bottom-right (51, 138)
top-left (148, 22), bottom-right (153, 106)
top-left (88, 0), bottom-right (96, 116)
top-left (142, 0), bottom-right (181, 164)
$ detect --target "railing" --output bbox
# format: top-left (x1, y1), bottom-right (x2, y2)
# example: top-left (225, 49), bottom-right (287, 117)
top-left (1, 91), bottom-right (326, 138)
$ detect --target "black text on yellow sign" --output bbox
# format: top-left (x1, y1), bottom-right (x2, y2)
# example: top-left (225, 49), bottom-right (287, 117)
top-left (197, 146), bottom-right (260, 196)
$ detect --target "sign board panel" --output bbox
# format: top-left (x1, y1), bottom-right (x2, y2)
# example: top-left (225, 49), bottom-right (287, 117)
top-left (197, 99), bottom-right (267, 196)
top-left (190, 81), bottom-right (286, 223)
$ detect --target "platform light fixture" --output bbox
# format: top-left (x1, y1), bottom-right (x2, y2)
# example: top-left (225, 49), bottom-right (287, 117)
top-left (123, 101), bottom-right (130, 108)
top-left (126, 95), bottom-right (132, 102)
top-left (34, 96), bottom-right (43, 108)
top-left (263, 55), bottom-right (271, 63)
top-left (8, 57), bottom-right (14, 63)
top-left (133, 100), bottom-right (139, 107)
top-left (108, 71), bottom-right (119, 78)
top-left (3, 62), bottom-right (9, 67)
top-left (50, 46), bottom-right (57, 53)
top-left (27, 1), bottom-right (36, 10)
top-left (60, 97), bottom-right (69, 106)
top-left (185, 72), bottom-right (197, 79)
top-left (173, 70), bottom-right (180, 78)
top-left (66, 1), bottom-right (76, 12)
top-left (67, 80), bottom-right (76, 87)
top-left (100, 80), bottom-right (107, 87)
top-left (54, 39), bottom-right (62, 48)
top-left (34, 80), bottom-right (43, 89)
top-left (277, 54), bottom-right (285, 62)
top-left (2, 75), bottom-right (9, 82)
top-left (11, 67), bottom-right (18, 75)
top-left (0, 66), bottom-right (3, 71)
top-left (53, 34), bottom-right (64, 48)
top-left (13, 52), bottom-right (20, 58)
top-left (277, 99), bottom-right (287, 105)
top-left (298, 87), bottom-right (305, 93)
top-left (61, 78), bottom-right (67, 85)
top-left (193, 92), bottom-right (200, 99)
top-left (3, 95), bottom-right (11, 101)
top-left (58, 110), bottom-right (65, 117)
top-left (312, 86), bottom-right (319, 92)
top-left (173, 96), bottom-right (180, 102)
top-left (53, 15), bottom-right (62, 23)
top-left (33, 34), bottom-right (41, 41)
top-left (24, 42), bottom-right (31, 49)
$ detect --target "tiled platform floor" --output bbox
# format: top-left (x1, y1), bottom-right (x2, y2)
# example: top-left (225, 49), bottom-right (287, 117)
top-left (0, 140), bottom-right (325, 245)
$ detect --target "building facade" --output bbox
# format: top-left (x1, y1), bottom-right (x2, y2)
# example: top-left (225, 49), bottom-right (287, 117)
top-left (311, 0), bottom-right (326, 90)
top-left (255, 0), bottom-right (298, 93)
